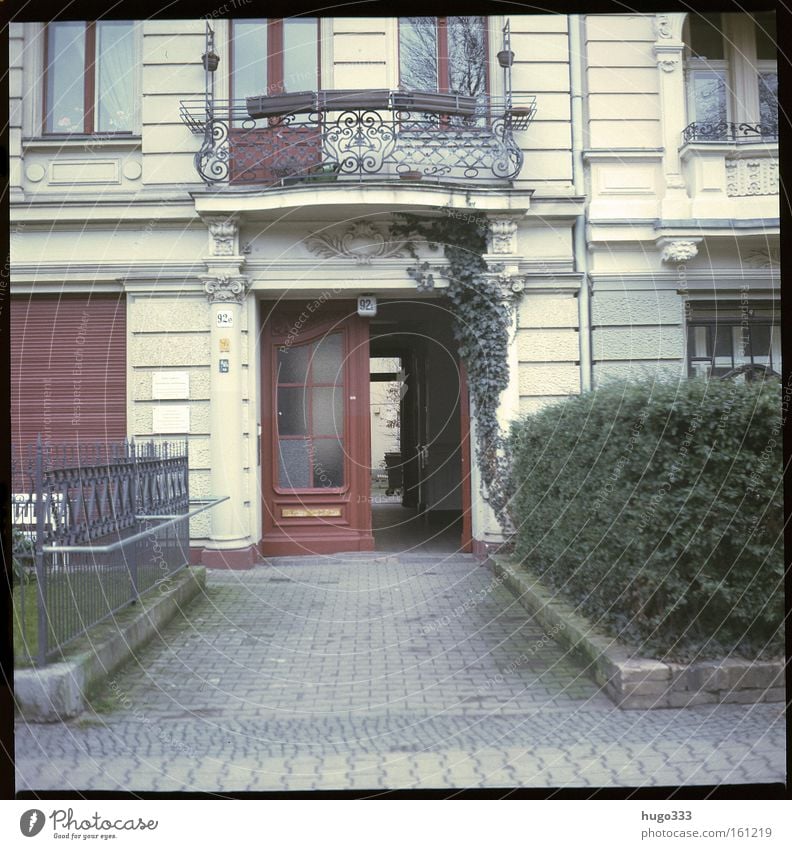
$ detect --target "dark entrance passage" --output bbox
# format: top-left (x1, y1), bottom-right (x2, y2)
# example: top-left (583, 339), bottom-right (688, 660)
top-left (369, 299), bottom-right (471, 554)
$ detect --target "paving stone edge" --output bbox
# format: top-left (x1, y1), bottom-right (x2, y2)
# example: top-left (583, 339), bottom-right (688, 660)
top-left (489, 555), bottom-right (785, 710)
top-left (13, 566), bottom-right (207, 722)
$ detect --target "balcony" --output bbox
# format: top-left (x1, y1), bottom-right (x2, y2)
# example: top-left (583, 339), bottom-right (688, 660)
top-left (179, 90), bottom-right (536, 188)
top-left (679, 122), bottom-right (779, 219)
top-left (681, 121), bottom-right (779, 144)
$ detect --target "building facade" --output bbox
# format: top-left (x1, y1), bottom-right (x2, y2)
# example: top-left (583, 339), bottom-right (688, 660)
top-left (8, 13), bottom-right (780, 564)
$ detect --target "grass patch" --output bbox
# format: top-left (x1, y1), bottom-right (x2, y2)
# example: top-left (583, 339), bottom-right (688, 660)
top-left (12, 571), bottom-right (139, 667)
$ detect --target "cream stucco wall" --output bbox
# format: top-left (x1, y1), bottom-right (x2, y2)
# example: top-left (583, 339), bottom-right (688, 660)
top-left (9, 13), bottom-right (780, 548)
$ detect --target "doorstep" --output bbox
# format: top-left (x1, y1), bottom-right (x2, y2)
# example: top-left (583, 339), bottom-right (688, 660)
top-left (489, 556), bottom-right (785, 710)
top-left (13, 567), bottom-right (207, 722)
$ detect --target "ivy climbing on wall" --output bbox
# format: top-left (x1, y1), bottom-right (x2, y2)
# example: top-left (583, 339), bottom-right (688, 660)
top-left (389, 212), bottom-right (514, 526)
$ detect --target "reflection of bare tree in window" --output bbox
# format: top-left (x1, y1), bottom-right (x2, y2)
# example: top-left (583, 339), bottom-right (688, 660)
top-left (692, 71), bottom-right (727, 124)
top-left (400, 18), bottom-right (439, 91)
top-left (400, 17), bottom-right (486, 96)
top-left (759, 72), bottom-right (778, 127)
top-left (448, 17), bottom-right (486, 97)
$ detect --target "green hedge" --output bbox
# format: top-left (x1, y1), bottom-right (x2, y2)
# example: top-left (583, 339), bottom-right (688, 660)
top-left (509, 378), bottom-right (784, 662)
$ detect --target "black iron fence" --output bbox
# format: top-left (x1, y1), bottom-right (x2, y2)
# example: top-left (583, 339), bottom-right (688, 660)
top-left (11, 437), bottom-right (224, 666)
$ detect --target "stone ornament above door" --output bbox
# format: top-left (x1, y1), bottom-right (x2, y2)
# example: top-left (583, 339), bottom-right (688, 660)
top-left (204, 276), bottom-right (250, 304)
top-left (306, 222), bottom-right (411, 265)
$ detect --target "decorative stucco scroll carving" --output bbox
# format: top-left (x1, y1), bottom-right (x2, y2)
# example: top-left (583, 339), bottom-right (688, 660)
top-left (658, 58), bottom-right (679, 73)
top-left (204, 276), bottom-right (249, 305)
top-left (744, 248), bottom-right (780, 268)
top-left (725, 159), bottom-right (779, 197)
top-left (487, 262), bottom-right (526, 302)
top-left (655, 14), bottom-right (673, 39)
top-left (306, 222), bottom-right (410, 265)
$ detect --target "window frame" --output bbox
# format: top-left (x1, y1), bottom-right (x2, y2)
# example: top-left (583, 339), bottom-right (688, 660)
top-left (684, 12), bottom-right (777, 131)
top-left (686, 302), bottom-right (781, 378)
top-left (397, 16), bottom-right (490, 97)
top-left (42, 20), bottom-right (139, 136)
top-left (229, 18), bottom-right (322, 102)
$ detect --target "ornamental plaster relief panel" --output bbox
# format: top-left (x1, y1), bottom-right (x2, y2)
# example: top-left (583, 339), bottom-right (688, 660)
top-left (725, 158), bottom-right (779, 197)
top-left (305, 222), bottom-right (411, 265)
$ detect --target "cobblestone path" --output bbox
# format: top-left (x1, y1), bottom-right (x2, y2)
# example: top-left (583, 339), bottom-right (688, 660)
top-left (15, 554), bottom-right (786, 791)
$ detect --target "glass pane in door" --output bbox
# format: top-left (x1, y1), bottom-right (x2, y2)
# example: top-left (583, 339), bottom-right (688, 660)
top-left (279, 439), bottom-right (310, 488)
top-left (312, 333), bottom-right (344, 383)
top-left (312, 387), bottom-right (344, 436)
top-left (313, 439), bottom-right (344, 488)
top-left (277, 387), bottom-right (308, 435)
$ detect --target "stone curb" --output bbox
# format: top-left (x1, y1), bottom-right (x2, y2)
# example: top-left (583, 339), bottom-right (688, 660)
top-left (14, 566), bottom-right (207, 722)
top-left (490, 555), bottom-right (786, 710)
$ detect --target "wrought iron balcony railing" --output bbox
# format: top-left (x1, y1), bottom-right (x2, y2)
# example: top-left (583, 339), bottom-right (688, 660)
top-left (682, 121), bottom-right (779, 144)
top-left (179, 91), bottom-right (536, 187)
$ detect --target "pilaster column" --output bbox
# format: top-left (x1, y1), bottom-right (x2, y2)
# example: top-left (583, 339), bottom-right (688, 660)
top-left (202, 275), bottom-right (255, 567)
top-left (484, 215), bottom-right (524, 427)
top-left (471, 213), bottom-right (525, 549)
top-left (654, 13), bottom-right (691, 218)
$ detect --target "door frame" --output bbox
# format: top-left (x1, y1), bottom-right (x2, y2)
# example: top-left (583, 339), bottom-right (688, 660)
top-left (259, 301), bottom-right (374, 556)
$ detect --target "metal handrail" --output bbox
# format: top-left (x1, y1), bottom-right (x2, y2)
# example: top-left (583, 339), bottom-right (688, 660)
top-left (42, 497), bottom-right (229, 554)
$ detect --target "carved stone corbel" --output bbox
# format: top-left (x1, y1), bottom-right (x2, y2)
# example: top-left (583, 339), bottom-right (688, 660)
top-left (487, 217), bottom-right (520, 255)
top-left (204, 215), bottom-right (240, 257)
top-left (659, 240), bottom-right (702, 263)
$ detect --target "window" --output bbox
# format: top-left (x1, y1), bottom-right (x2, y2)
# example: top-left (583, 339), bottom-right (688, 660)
top-left (685, 12), bottom-right (778, 133)
top-left (231, 18), bottom-right (320, 101)
top-left (687, 303), bottom-right (781, 378)
top-left (399, 17), bottom-right (488, 97)
top-left (44, 21), bottom-right (137, 134)
top-left (754, 12), bottom-right (778, 129)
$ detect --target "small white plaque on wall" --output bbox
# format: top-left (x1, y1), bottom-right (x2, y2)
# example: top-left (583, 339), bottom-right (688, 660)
top-left (152, 371), bottom-right (190, 400)
top-left (152, 405), bottom-right (190, 434)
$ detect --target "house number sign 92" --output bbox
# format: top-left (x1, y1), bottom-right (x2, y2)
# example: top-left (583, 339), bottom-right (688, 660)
top-left (357, 295), bottom-right (377, 317)
top-left (216, 310), bottom-right (234, 327)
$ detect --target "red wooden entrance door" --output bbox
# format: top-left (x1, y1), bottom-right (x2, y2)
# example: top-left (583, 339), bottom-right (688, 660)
top-left (260, 303), bottom-right (374, 556)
